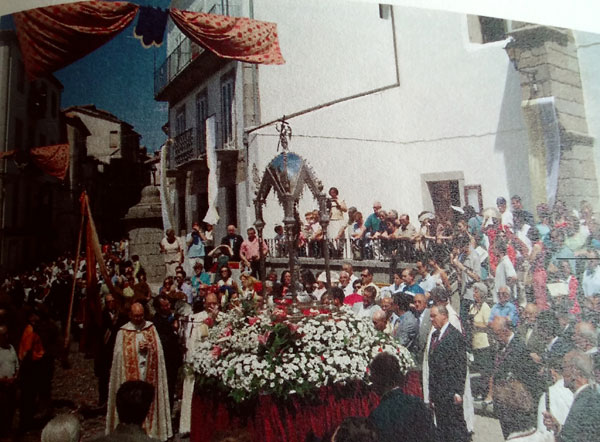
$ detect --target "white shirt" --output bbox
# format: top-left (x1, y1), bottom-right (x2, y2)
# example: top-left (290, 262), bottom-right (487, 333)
top-left (494, 255), bottom-right (517, 303)
top-left (582, 265), bottom-right (600, 297)
top-left (352, 302), bottom-right (381, 320)
top-left (537, 378), bottom-right (573, 432)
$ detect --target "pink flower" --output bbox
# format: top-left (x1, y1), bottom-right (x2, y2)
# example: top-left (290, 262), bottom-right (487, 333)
top-left (248, 317), bottom-right (259, 326)
top-left (257, 331), bottom-right (271, 345)
top-left (211, 345), bottom-right (222, 359)
top-left (204, 317), bottom-right (214, 327)
top-left (221, 325), bottom-right (233, 337)
top-left (288, 323), bottom-right (299, 333)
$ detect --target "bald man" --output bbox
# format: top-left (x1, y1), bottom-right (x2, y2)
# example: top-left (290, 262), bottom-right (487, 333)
top-left (490, 316), bottom-right (543, 439)
top-left (573, 322), bottom-right (598, 355)
top-left (106, 303), bottom-right (172, 441)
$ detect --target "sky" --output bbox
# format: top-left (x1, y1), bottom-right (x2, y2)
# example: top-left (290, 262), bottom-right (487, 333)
top-left (1, 0), bottom-right (172, 152)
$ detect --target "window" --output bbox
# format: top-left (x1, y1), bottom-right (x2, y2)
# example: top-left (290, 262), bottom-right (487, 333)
top-left (221, 75), bottom-right (234, 146)
top-left (378, 4), bottom-right (391, 20)
top-left (196, 91), bottom-right (208, 153)
top-left (175, 105), bottom-right (186, 136)
top-left (464, 185), bottom-right (483, 214)
top-left (468, 15), bottom-right (507, 44)
top-left (479, 16), bottom-right (506, 43)
top-left (109, 130), bottom-right (119, 149)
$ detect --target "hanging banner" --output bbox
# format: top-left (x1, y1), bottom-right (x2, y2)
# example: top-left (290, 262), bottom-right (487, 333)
top-left (13, 1), bottom-right (139, 79)
top-left (521, 97), bottom-right (561, 209)
top-left (0, 143), bottom-right (69, 180)
top-left (203, 115), bottom-right (220, 226)
top-left (169, 8), bottom-right (285, 65)
top-left (159, 141), bottom-right (174, 231)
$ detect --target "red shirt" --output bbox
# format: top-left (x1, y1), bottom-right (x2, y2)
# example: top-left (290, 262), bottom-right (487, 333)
top-left (344, 293), bottom-right (363, 306)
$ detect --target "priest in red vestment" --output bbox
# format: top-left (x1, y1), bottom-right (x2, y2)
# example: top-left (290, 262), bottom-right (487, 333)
top-left (106, 303), bottom-right (172, 441)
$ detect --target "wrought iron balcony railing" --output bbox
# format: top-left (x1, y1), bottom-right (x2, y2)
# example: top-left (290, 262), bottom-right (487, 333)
top-left (170, 126), bottom-right (208, 168)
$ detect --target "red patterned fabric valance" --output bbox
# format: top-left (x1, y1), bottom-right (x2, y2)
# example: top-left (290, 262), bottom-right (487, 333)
top-left (169, 8), bottom-right (285, 65)
top-left (13, 1), bottom-right (139, 80)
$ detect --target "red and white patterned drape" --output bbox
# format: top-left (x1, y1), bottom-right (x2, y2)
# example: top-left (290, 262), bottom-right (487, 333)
top-left (13, 1), bottom-right (139, 79)
top-left (169, 8), bottom-right (285, 65)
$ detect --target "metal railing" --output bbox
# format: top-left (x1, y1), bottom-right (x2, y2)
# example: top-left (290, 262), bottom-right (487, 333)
top-left (155, 37), bottom-right (205, 96)
top-left (264, 238), bottom-right (429, 262)
top-left (154, 1), bottom-right (242, 96)
top-left (172, 128), bottom-right (196, 167)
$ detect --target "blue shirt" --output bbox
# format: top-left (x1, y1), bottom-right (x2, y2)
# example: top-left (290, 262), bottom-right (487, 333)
top-left (403, 283), bottom-right (425, 295)
top-left (191, 273), bottom-right (211, 292)
top-left (365, 213), bottom-right (382, 234)
top-left (489, 302), bottom-right (518, 327)
top-left (186, 232), bottom-right (206, 258)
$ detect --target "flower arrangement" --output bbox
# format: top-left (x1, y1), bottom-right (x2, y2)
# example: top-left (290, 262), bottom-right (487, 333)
top-left (188, 306), bottom-right (415, 403)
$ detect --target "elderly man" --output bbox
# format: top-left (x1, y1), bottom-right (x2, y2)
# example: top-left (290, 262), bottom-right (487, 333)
top-left (372, 310), bottom-right (387, 332)
top-left (380, 297), bottom-right (396, 334)
top-left (338, 271), bottom-right (353, 297)
top-left (240, 227), bottom-right (269, 278)
top-left (428, 305), bottom-right (469, 442)
top-left (358, 269), bottom-right (381, 299)
top-left (368, 353), bottom-right (435, 442)
top-left (488, 286), bottom-right (518, 327)
top-left (517, 303), bottom-right (546, 356)
top-left (220, 225), bottom-right (244, 262)
top-left (106, 303), bottom-right (172, 441)
top-left (353, 286), bottom-right (382, 320)
top-left (400, 268), bottom-right (424, 296)
top-left (490, 316), bottom-right (543, 439)
top-left (391, 294), bottom-right (418, 352)
top-left (573, 321), bottom-right (598, 355)
top-left (543, 351), bottom-right (600, 441)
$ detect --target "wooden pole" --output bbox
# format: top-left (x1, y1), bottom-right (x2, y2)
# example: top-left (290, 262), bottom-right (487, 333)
top-left (61, 197), bottom-right (86, 368)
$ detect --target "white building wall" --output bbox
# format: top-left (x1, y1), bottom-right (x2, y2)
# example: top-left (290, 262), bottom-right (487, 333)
top-left (72, 112), bottom-right (122, 164)
top-left (575, 30), bottom-right (600, 204)
top-left (247, 2), bottom-right (531, 231)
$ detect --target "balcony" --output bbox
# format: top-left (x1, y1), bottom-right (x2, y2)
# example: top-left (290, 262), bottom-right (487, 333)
top-left (170, 127), bottom-right (206, 168)
top-left (154, 1), bottom-right (242, 102)
top-left (154, 37), bottom-right (205, 99)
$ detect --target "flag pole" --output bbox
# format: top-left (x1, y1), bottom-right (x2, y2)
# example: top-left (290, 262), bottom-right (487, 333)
top-left (61, 192), bottom-right (87, 368)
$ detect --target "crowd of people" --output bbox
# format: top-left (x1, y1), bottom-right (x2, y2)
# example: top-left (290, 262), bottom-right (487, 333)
top-left (2, 192), bottom-right (600, 441)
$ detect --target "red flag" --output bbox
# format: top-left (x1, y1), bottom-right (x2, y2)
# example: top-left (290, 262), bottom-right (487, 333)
top-left (169, 9), bottom-right (285, 65)
top-left (13, 1), bottom-right (139, 79)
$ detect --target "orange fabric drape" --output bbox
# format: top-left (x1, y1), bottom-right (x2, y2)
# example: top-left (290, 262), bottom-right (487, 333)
top-left (169, 8), bottom-right (285, 65)
top-left (13, 1), bottom-right (139, 79)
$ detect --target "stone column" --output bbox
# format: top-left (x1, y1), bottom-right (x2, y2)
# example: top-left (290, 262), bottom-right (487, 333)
top-left (124, 185), bottom-right (164, 284)
top-left (506, 25), bottom-right (599, 211)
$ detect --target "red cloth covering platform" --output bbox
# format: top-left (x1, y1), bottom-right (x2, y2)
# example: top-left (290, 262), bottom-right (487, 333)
top-left (190, 371), bottom-right (422, 442)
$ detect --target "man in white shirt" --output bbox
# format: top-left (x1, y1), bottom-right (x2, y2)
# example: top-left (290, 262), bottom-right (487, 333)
top-left (497, 197), bottom-right (514, 231)
top-left (338, 271), bottom-right (354, 297)
top-left (494, 238), bottom-right (517, 304)
top-left (582, 250), bottom-right (600, 297)
top-left (353, 286), bottom-right (382, 320)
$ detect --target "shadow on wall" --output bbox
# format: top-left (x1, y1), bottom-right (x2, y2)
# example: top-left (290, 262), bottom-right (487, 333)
top-left (493, 63), bottom-right (533, 208)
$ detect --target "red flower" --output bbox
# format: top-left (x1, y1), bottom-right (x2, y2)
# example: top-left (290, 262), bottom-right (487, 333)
top-left (221, 325), bottom-right (233, 337)
top-left (204, 317), bottom-right (215, 327)
top-left (253, 282), bottom-right (263, 293)
top-left (320, 355), bottom-right (326, 362)
top-left (211, 345), bottom-right (222, 359)
top-left (257, 331), bottom-right (271, 345)
top-left (378, 347), bottom-right (383, 352)
top-left (248, 317), bottom-right (259, 326)
top-left (288, 323), bottom-right (299, 333)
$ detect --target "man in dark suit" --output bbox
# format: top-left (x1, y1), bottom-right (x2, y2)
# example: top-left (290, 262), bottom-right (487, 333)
top-left (413, 293), bottom-right (431, 366)
top-left (368, 352), bottom-right (435, 442)
top-left (428, 305), bottom-right (469, 442)
top-left (543, 350), bottom-right (600, 442)
top-left (516, 303), bottom-right (546, 356)
top-left (94, 380), bottom-right (160, 442)
top-left (490, 316), bottom-right (544, 439)
top-left (220, 224), bottom-right (244, 261)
